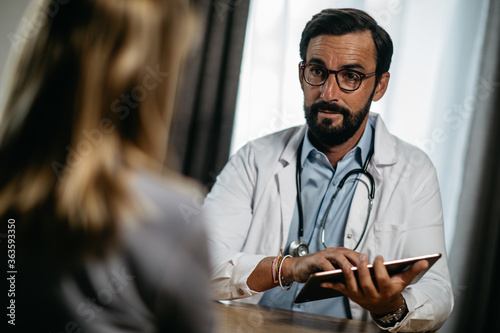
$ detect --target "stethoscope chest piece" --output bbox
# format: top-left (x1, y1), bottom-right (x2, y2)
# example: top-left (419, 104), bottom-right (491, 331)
top-left (289, 239), bottom-right (309, 257)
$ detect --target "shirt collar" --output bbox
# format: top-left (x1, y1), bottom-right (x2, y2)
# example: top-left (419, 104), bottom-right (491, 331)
top-left (300, 122), bottom-right (375, 169)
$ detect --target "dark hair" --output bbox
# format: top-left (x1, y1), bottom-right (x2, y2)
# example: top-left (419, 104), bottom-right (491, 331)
top-left (299, 8), bottom-right (393, 80)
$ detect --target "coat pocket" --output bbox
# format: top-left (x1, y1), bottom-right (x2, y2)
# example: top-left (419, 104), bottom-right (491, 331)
top-left (373, 222), bottom-right (408, 258)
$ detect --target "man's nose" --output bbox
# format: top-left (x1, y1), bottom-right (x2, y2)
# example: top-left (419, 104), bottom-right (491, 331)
top-left (320, 75), bottom-right (343, 102)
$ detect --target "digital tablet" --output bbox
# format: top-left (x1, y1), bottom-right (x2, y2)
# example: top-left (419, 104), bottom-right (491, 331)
top-left (294, 253), bottom-right (441, 303)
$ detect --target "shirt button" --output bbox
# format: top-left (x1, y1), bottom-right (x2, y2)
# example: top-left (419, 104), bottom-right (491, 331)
top-left (332, 181), bottom-right (337, 186)
top-left (315, 153), bottom-right (321, 159)
top-left (346, 234), bottom-right (353, 239)
top-left (237, 288), bottom-right (244, 295)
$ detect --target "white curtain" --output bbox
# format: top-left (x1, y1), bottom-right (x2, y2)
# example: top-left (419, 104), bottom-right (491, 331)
top-left (231, 0), bottom-right (490, 252)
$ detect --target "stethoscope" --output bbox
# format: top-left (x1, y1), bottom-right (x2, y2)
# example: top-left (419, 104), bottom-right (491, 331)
top-left (288, 136), bottom-right (375, 257)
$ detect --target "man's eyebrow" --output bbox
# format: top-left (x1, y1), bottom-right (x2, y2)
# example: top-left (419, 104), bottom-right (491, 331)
top-left (339, 63), bottom-right (367, 71)
top-left (307, 58), bottom-right (327, 66)
top-left (306, 59), bottom-right (369, 72)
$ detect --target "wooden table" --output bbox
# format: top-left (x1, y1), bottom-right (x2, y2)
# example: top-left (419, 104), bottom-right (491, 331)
top-left (214, 301), bottom-right (383, 332)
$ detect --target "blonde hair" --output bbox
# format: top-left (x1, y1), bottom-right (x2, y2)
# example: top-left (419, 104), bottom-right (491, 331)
top-left (0, 0), bottom-right (197, 262)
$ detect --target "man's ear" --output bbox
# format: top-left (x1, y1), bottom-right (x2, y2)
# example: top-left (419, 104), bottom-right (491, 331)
top-left (372, 72), bottom-right (390, 101)
top-left (298, 62), bottom-right (305, 91)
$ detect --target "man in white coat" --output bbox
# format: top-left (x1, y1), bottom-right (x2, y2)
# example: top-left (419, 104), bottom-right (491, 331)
top-left (203, 8), bottom-right (453, 332)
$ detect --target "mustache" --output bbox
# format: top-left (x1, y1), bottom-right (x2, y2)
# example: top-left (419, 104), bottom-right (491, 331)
top-left (309, 101), bottom-right (350, 116)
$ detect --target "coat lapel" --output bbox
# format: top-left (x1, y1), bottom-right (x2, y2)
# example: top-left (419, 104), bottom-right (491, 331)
top-left (275, 125), bottom-right (306, 250)
top-left (345, 113), bottom-right (398, 250)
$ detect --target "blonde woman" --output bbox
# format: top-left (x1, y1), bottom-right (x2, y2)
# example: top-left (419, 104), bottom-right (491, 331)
top-left (0, 0), bottom-right (212, 331)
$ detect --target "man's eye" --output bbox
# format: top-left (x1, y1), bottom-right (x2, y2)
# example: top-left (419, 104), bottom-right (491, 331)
top-left (342, 71), bottom-right (361, 81)
top-left (309, 66), bottom-right (324, 77)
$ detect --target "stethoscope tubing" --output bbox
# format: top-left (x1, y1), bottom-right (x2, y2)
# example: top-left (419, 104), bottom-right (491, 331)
top-left (294, 136), bottom-right (375, 254)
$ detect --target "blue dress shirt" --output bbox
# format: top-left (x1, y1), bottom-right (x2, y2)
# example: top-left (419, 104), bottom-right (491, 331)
top-left (259, 122), bottom-right (374, 318)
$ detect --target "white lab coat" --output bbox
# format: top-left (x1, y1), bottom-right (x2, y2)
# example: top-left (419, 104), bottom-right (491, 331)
top-left (203, 113), bottom-right (453, 332)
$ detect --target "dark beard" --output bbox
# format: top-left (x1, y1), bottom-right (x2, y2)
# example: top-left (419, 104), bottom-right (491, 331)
top-left (304, 98), bottom-right (371, 146)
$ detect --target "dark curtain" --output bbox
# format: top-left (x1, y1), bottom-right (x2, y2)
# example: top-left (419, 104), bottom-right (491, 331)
top-left (443, 1), bottom-right (500, 332)
top-left (170, 0), bottom-right (250, 188)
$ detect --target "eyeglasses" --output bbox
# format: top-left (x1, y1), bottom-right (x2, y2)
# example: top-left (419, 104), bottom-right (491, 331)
top-left (300, 62), bottom-right (376, 91)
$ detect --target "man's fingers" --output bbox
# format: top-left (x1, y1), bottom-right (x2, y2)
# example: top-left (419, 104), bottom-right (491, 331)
top-left (372, 255), bottom-right (395, 293)
top-left (356, 253), bottom-right (378, 297)
top-left (401, 260), bottom-right (429, 283)
top-left (316, 256), bottom-right (336, 272)
top-left (343, 249), bottom-right (362, 266)
top-left (340, 260), bottom-right (360, 295)
top-left (321, 281), bottom-right (346, 293)
top-left (323, 247), bottom-right (360, 269)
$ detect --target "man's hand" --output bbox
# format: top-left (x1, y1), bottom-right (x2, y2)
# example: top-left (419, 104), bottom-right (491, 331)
top-left (248, 248), bottom-right (428, 315)
top-left (282, 247), bottom-right (360, 283)
top-left (247, 247), bottom-right (360, 292)
top-left (320, 254), bottom-right (429, 314)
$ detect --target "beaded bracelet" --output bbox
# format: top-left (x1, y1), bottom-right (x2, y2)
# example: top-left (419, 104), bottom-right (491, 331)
top-left (272, 257), bottom-right (278, 283)
top-left (274, 255), bottom-right (284, 283)
top-left (273, 249), bottom-right (285, 284)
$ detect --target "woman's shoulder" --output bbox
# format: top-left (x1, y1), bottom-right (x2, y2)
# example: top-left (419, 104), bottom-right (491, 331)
top-left (127, 170), bottom-right (205, 229)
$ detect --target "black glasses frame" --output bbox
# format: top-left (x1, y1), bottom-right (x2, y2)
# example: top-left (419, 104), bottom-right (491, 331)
top-left (300, 62), bottom-right (376, 91)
